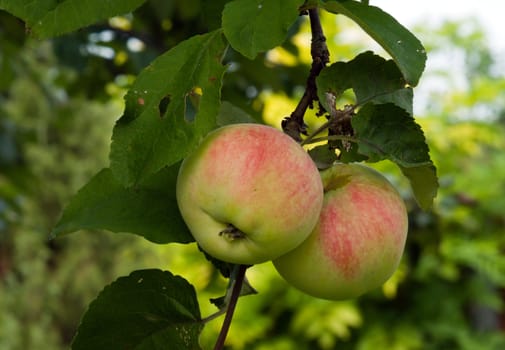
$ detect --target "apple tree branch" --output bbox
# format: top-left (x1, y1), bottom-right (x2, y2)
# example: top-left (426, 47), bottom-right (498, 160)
top-left (282, 8), bottom-right (330, 141)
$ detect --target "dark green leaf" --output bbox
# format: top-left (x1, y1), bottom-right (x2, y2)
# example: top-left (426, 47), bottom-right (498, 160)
top-left (322, 0), bottom-right (426, 86)
top-left (52, 164), bottom-right (193, 244)
top-left (0, 0), bottom-right (146, 38)
top-left (202, 0), bottom-right (231, 30)
top-left (337, 142), bottom-right (368, 164)
top-left (110, 30), bottom-right (227, 186)
top-left (216, 101), bottom-right (257, 126)
top-left (308, 144), bottom-right (339, 170)
top-left (317, 51), bottom-right (413, 114)
top-left (351, 103), bottom-right (438, 209)
top-left (72, 269), bottom-right (202, 350)
top-left (222, 0), bottom-right (304, 59)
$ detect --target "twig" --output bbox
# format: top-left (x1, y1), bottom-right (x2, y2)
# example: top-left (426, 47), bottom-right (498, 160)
top-left (282, 8), bottom-right (330, 141)
top-left (300, 119), bottom-right (331, 146)
top-left (213, 264), bottom-right (248, 350)
top-left (300, 102), bottom-right (355, 146)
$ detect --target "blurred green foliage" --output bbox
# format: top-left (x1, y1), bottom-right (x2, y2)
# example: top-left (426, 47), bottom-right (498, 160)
top-left (1, 2), bottom-right (504, 350)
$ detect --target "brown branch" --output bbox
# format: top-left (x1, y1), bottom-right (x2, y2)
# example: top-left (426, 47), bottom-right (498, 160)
top-left (213, 264), bottom-right (248, 350)
top-left (282, 8), bottom-right (330, 141)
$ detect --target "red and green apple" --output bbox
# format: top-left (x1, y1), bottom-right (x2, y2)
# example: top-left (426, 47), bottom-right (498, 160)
top-left (176, 123), bottom-right (324, 265)
top-left (273, 163), bottom-right (408, 300)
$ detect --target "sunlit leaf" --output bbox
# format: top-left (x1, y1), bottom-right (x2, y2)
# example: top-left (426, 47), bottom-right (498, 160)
top-left (72, 269), bottom-right (202, 350)
top-left (322, 0), bottom-right (426, 86)
top-left (0, 0), bottom-right (146, 38)
top-left (441, 238), bottom-right (505, 286)
top-left (222, 0), bottom-right (304, 59)
top-left (110, 30), bottom-right (227, 186)
top-left (52, 164), bottom-right (193, 244)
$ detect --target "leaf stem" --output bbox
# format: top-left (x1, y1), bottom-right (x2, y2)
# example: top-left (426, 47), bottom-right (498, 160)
top-left (302, 134), bottom-right (357, 146)
top-left (300, 119), bottom-right (331, 146)
top-left (213, 264), bottom-right (248, 350)
top-left (282, 8), bottom-right (329, 141)
top-left (303, 134), bottom-right (388, 157)
top-left (200, 308), bottom-right (226, 324)
top-left (300, 103), bottom-right (355, 146)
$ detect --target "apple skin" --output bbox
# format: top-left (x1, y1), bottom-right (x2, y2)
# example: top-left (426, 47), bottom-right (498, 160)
top-left (176, 123), bottom-right (324, 265)
top-left (273, 163), bottom-right (408, 300)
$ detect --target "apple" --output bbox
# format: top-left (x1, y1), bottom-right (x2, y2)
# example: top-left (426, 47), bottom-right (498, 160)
top-left (273, 163), bottom-right (408, 300)
top-left (176, 123), bottom-right (324, 265)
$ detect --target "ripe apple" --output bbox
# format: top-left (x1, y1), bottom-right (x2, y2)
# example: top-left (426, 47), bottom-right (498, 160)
top-left (273, 163), bottom-right (408, 300)
top-left (176, 123), bottom-right (324, 265)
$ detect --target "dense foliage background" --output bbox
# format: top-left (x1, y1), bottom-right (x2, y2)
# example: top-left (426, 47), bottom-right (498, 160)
top-left (1, 1), bottom-right (504, 349)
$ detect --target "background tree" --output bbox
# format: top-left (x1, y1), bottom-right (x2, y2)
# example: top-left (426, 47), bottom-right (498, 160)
top-left (0, 1), bottom-right (504, 349)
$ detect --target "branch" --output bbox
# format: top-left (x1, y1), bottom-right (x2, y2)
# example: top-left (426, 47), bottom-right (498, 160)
top-left (282, 8), bottom-right (330, 141)
top-left (213, 264), bottom-right (248, 350)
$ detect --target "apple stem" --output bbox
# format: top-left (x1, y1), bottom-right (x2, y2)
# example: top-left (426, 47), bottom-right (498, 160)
top-left (282, 7), bottom-right (329, 141)
top-left (213, 264), bottom-right (248, 350)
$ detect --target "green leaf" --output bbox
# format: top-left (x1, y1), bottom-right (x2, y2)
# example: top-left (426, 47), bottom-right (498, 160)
top-left (72, 269), bottom-right (202, 350)
top-left (52, 164), bottom-right (193, 244)
top-left (210, 271), bottom-right (258, 310)
top-left (0, 0), bottom-right (146, 38)
top-left (351, 103), bottom-right (438, 209)
top-left (322, 0), bottom-right (426, 86)
top-left (317, 51), bottom-right (413, 114)
top-left (222, 0), bottom-right (304, 59)
top-left (110, 30), bottom-right (227, 186)
top-left (308, 144), bottom-right (339, 170)
top-left (401, 166), bottom-right (439, 210)
top-left (202, 0), bottom-right (232, 30)
top-left (216, 101), bottom-right (258, 126)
